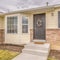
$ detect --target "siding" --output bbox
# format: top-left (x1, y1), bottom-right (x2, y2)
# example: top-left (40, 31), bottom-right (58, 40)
top-left (0, 17), bottom-right (4, 29)
top-left (5, 14), bottom-right (33, 44)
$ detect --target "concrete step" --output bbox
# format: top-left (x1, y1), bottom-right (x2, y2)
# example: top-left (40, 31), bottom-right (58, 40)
top-left (12, 43), bottom-right (50, 60)
top-left (22, 48), bottom-right (48, 56)
top-left (24, 43), bottom-right (50, 51)
top-left (25, 45), bottom-right (49, 51)
top-left (25, 43), bottom-right (50, 48)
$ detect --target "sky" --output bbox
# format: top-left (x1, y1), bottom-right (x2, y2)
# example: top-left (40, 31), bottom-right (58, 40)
top-left (0, 0), bottom-right (60, 13)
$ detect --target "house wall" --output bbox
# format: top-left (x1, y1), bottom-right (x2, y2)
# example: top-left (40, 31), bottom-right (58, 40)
top-left (30, 8), bottom-right (60, 50)
top-left (0, 17), bottom-right (4, 29)
top-left (18, 13), bottom-right (33, 44)
top-left (46, 10), bottom-right (58, 29)
top-left (5, 14), bottom-right (33, 45)
top-left (0, 17), bottom-right (5, 43)
top-left (46, 8), bottom-right (60, 50)
top-left (5, 14), bottom-right (22, 45)
top-left (29, 8), bottom-right (60, 50)
top-left (5, 8), bottom-right (60, 50)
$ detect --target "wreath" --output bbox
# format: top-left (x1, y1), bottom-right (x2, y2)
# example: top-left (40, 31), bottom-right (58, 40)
top-left (37, 20), bottom-right (42, 27)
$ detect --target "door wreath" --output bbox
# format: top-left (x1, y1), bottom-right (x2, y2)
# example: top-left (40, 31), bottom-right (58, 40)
top-left (37, 19), bottom-right (42, 27)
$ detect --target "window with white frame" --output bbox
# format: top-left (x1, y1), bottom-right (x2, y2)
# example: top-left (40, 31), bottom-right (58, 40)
top-left (22, 16), bottom-right (28, 33)
top-left (7, 16), bottom-right (18, 33)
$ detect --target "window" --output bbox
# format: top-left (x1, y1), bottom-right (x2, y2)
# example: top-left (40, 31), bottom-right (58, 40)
top-left (58, 11), bottom-right (60, 28)
top-left (22, 16), bottom-right (28, 33)
top-left (7, 16), bottom-right (18, 33)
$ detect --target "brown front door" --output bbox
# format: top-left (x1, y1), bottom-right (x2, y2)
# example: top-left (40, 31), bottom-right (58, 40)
top-left (33, 14), bottom-right (46, 40)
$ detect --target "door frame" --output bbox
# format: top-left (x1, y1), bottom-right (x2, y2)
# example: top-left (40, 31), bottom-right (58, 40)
top-left (33, 13), bottom-right (46, 41)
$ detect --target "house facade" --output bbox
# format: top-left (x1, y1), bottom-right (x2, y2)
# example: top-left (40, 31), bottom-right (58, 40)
top-left (0, 5), bottom-right (60, 50)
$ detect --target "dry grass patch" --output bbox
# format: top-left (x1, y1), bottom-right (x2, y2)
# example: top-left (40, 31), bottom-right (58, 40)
top-left (48, 57), bottom-right (57, 60)
top-left (0, 50), bottom-right (19, 60)
top-left (48, 50), bottom-right (60, 60)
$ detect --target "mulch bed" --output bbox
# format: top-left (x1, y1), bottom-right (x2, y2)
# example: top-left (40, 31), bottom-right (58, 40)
top-left (49, 50), bottom-right (60, 60)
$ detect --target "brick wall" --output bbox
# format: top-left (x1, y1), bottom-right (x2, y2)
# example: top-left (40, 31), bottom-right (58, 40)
top-left (0, 44), bottom-right (24, 52)
top-left (0, 29), bottom-right (4, 44)
top-left (30, 29), bottom-right (33, 42)
top-left (30, 29), bottom-right (60, 50)
top-left (46, 29), bottom-right (60, 50)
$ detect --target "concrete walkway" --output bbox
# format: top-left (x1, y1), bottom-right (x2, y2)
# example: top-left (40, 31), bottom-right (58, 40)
top-left (12, 43), bottom-right (50, 60)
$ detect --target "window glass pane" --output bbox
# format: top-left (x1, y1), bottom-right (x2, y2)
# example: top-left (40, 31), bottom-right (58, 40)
top-left (14, 16), bottom-right (17, 24)
top-left (22, 25), bottom-right (28, 33)
top-left (7, 16), bottom-right (17, 33)
top-left (22, 16), bottom-right (28, 33)
top-left (58, 11), bottom-right (60, 28)
top-left (22, 16), bottom-right (28, 24)
top-left (7, 17), bottom-right (10, 24)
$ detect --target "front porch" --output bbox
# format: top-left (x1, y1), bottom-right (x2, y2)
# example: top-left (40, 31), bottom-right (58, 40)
top-left (0, 7), bottom-right (60, 51)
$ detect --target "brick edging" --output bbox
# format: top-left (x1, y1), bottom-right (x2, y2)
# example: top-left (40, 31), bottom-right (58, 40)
top-left (0, 44), bottom-right (24, 52)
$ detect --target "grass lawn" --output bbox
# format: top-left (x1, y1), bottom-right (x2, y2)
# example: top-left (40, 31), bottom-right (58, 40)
top-left (0, 50), bottom-right (19, 60)
top-left (48, 57), bottom-right (57, 60)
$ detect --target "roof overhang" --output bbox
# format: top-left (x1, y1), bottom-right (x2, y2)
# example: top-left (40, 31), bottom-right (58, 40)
top-left (0, 4), bottom-right (60, 16)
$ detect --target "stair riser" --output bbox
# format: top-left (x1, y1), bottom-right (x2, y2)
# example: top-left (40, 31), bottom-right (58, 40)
top-left (25, 44), bottom-right (50, 48)
top-left (23, 49), bottom-right (48, 54)
top-left (25, 46), bottom-right (49, 51)
top-left (23, 51), bottom-right (48, 56)
top-left (22, 50), bottom-right (48, 56)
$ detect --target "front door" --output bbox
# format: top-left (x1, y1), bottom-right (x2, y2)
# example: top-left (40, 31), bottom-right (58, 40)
top-left (33, 14), bottom-right (46, 40)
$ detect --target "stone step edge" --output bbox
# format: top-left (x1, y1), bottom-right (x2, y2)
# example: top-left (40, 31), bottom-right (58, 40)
top-left (25, 44), bottom-right (50, 49)
top-left (24, 46), bottom-right (50, 51)
top-left (22, 49), bottom-right (48, 53)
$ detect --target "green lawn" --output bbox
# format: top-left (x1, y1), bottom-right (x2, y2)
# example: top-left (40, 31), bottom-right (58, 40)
top-left (0, 50), bottom-right (19, 60)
